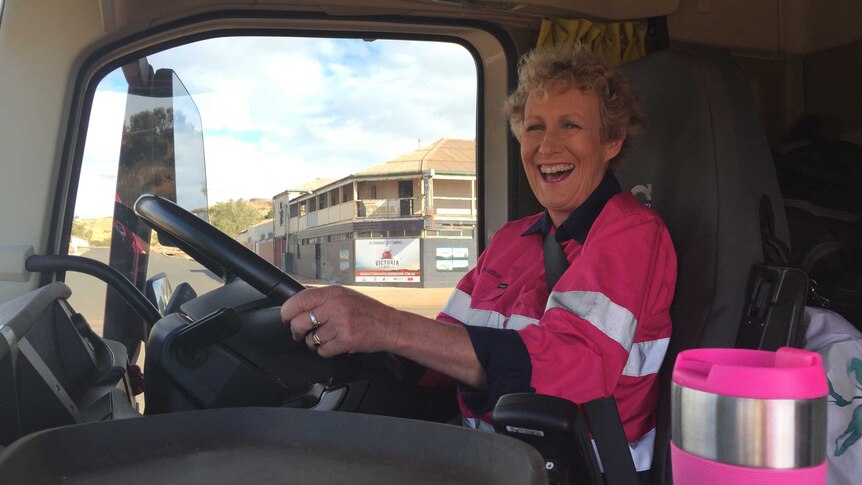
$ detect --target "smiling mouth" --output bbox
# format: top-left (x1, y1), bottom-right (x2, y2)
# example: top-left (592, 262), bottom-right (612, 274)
top-left (540, 164), bottom-right (574, 183)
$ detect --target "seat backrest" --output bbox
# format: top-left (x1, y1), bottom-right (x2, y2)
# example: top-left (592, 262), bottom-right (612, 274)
top-left (616, 46), bottom-right (790, 482)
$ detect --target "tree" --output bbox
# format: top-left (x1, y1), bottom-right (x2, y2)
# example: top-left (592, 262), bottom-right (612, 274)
top-left (209, 199), bottom-right (265, 237)
top-left (71, 217), bottom-right (93, 241)
top-left (116, 107), bottom-right (178, 206)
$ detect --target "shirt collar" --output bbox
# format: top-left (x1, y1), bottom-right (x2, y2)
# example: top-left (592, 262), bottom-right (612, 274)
top-left (521, 171), bottom-right (622, 244)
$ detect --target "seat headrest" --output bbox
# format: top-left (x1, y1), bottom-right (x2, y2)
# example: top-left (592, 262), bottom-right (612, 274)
top-left (617, 47), bottom-right (788, 350)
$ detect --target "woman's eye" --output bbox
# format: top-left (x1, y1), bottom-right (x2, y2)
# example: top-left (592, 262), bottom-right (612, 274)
top-left (525, 124), bottom-right (544, 132)
top-left (563, 122), bottom-right (581, 130)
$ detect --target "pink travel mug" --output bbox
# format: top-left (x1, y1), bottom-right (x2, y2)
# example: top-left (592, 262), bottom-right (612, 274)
top-left (671, 347), bottom-right (827, 485)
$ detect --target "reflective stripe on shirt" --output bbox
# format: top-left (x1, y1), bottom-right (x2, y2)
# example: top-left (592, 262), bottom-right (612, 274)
top-left (545, 290), bottom-right (637, 352)
top-left (442, 288), bottom-right (539, 330)
top-left (445, 287), bottom-right (664, 377)
top-left (463, 416), bottom-right (496, 431)
top-left (622, 338), bottom-right (669, 377)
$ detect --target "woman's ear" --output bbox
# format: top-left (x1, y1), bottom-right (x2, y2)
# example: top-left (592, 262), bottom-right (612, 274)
top-left (603, 134), bottom-right (625, 163)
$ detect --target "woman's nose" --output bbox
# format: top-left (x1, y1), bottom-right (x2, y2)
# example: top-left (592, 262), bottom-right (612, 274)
top-left (538, 129), bottom-right (563, 155)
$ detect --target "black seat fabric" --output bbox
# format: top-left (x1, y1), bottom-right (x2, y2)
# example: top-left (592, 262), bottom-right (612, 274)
top-left (616, 47), bottom-right (790, 482)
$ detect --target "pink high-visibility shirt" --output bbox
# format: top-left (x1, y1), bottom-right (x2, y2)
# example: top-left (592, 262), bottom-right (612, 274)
top-left (436, 173), bottom-right (676, 468)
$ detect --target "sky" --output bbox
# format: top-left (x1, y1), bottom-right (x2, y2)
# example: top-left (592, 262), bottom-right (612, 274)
top-left (76, 37), bottom-right (477, 218)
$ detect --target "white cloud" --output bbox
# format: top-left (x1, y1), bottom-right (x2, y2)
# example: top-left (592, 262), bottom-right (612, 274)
top-left (76, 90), bottom-right (125, 218)
top-left (78, 36), bottom-right (477, 216)
top-left (202, 134), bottom-right (346, 203)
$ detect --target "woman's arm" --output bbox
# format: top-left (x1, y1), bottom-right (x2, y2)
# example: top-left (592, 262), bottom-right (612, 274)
top-left (280, 285), bottom-right (488, 389)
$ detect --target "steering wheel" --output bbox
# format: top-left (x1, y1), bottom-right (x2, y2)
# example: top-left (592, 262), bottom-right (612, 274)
top-left (135, 194), bottom-right (304, 304)
top-left (134, 194), bottom-right (411, 384)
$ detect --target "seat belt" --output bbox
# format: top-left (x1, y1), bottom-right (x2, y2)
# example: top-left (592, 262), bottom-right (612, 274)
top-left (543, 230), bottom-right (569, 290)
top-left (734, 196), bottom-right (810, 351)
top-left (543, 231), bottom-right (639, 485)
top-left (1, 325), bottom-right (22, 443)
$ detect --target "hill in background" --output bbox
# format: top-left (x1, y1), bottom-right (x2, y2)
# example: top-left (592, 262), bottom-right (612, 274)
top-left (73, 198), bottom-right (272, 248)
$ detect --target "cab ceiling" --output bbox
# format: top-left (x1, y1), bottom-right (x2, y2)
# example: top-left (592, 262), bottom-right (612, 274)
top-left (101, 0), bottom-right (862, 55)
top-left (100, 0), bottom-right (678, 33)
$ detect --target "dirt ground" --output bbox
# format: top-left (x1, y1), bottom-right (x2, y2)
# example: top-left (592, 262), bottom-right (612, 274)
top-left (296, 277), bottom-right (454, 319)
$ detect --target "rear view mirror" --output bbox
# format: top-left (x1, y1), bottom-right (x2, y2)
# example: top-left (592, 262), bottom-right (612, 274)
top-left (145, 272), bottom-right (173, 315)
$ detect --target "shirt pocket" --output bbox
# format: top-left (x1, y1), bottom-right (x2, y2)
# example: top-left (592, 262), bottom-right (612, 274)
top-left (470, 273), bottom-right (508, 303)
top-left (508, 287), bottom-right (547, 330)
top-left (461, 274), bottom-right (510, 329)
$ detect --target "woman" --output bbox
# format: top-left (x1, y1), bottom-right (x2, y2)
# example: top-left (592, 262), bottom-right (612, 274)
top-left (281, 43), bottom-right (676, 471)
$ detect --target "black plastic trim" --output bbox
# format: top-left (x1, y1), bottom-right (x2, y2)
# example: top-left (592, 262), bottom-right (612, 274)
top-left (25, 255), bottom-right (161, 327)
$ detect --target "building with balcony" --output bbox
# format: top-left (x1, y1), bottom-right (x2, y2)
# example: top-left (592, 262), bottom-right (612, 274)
top-left (237, 218), bottom-right (276, 264)
top-left (272, 138), bottom-right (477, 287)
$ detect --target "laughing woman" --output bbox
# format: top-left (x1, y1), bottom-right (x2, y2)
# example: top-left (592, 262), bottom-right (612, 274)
top-left (281, 43), bottom-right (676, 472)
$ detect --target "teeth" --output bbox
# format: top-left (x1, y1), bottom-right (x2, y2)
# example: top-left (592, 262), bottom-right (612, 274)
top-left (540, 164), bottom-right (574, 174)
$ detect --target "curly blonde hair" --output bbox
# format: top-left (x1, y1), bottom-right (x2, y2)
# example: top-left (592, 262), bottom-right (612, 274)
top-left (504, 43), bottom-right (643, 168)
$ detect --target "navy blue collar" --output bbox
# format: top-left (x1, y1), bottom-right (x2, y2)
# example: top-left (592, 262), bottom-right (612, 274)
top-left (522, 171), bottom-right (622, 244)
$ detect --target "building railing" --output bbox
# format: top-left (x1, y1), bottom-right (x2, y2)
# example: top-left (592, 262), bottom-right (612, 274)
top-left (356, 197), bottom-right (422, 218)
top-left (286, 195), bottom-right (476, 230)
top-left (432, 196), bottom-right (474, 217)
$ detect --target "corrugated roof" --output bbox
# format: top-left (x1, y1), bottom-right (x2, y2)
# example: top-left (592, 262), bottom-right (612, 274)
top-left (274, 178), bottom-right (338, 199)
top-left (277, 139), bottom-right (476, 200)
top-left (294, 178), bottom-right (337, 191)
top-left (354, 138), bottom-right (475, 176)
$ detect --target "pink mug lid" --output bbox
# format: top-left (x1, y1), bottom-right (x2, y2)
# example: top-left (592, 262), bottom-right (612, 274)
top-left (672, 347), bottom-right (827, 399)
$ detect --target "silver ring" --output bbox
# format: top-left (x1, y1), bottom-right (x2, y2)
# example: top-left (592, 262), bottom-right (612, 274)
top-left (310, 310), bottom-right (320, 329)
top-left (311, 330), bottom-right (325, 347)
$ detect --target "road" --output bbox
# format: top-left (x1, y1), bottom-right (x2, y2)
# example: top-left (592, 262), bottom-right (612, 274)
top-left (66, 248), bottom-right (453, 335)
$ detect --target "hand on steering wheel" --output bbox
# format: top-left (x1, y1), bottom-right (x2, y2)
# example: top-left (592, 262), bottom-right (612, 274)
top-left (135, 194), bottom-right (410, 382)
top-left (281, 285), bottom-right (398, 358)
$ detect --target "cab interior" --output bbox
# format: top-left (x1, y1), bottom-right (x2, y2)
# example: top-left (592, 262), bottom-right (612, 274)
top-left (0, 0), bottom-right (860, 483)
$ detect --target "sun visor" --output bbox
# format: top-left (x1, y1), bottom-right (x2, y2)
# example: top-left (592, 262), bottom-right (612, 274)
top-left (668, 0), bottom-right (862, 55)
top-left (510, 0), bottom-right (678, 20)
top-left (102, 0), bottom-right (680, 34)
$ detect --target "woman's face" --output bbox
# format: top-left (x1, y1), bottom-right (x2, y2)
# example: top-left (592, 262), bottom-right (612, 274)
top-left (520, 86), bottom-right (623, 227)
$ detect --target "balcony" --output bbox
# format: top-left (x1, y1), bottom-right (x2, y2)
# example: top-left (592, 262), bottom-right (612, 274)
top-left (432, 196), bottom-right (474, 217)
top-left (287, 194), bottom-right (476, 233)
top-left (357, 197), bottom-right (422, 218)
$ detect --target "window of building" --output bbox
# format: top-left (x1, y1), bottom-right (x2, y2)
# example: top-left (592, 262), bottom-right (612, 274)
top-left (290, 203), bottom-right (299, 218)
top-left (318, 193), bottom-right (327, 210)
top-left (308, 197), bottom-right (317, 212)
top-left (330, 189), bottom-right (339, 207)
top-left (342, 186), bottom-right (354, 203)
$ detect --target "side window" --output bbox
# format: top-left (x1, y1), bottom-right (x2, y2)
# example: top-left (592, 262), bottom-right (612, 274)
top-left (68, 36), bottom-right (478, 340)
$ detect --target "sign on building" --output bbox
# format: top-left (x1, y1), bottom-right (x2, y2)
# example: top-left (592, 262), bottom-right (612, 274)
top-left (355, 238), bottom-right (421, 282)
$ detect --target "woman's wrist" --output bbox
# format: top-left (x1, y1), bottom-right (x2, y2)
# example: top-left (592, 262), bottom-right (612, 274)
top-left (382, 312), bottom-right (487, 389)
top-left (380, 306), bottom-right (406, 353)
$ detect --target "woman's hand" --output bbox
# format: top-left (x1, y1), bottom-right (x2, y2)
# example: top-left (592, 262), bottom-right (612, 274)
top-left (280, 285), bottom-right (399, 358)
top-left (281, 285), bottom-right (487, 389)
